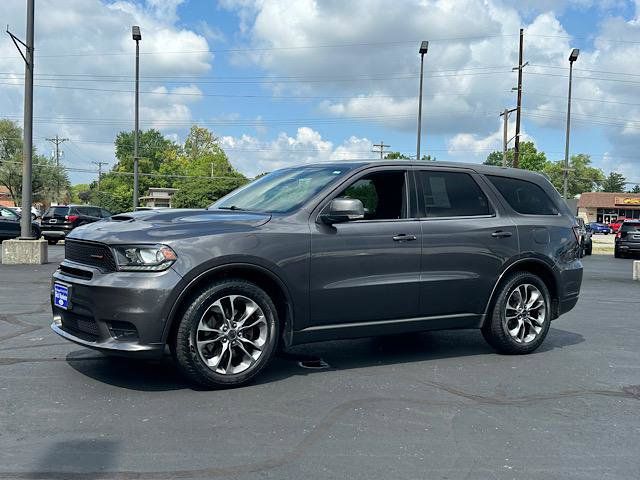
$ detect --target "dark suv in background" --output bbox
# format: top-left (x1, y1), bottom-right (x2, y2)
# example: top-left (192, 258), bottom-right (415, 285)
top-left (614, 220), bottom-right (640, 258)
top-left (41, 205), bottom-right (112, 245)
top-left (51, 162), bottom-right (583, 388)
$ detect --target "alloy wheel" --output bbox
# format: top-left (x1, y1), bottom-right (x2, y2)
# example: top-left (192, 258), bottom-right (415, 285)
top-left (503, 283), bottom-right (546, 344)
top-left (195, 295), bottom-right (268, 375)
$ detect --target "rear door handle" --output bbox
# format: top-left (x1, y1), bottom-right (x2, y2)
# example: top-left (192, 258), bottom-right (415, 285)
top-left (392, 234), bottom-right (417, 242)
top-left (491, 230), bottom-right (513, 238)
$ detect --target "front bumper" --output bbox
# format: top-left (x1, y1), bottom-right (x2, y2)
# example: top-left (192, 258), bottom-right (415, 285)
top-left (42, 226), bottom-right (72, 238)
top-left (50, 260), bottom-right (182, 357)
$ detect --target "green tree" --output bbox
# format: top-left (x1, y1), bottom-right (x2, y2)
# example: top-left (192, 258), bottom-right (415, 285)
top-left (384, 152), bottom-right (435, 161)
top-left (94, 125), bottom-right (247, 211)
top-left (601, 172), bottom-right (626, 193)
top-left (0, 119), bottom-right (69, 205)
top-left (172, 177), bottom-right (247, 208)
top-left (385, 152), bottom-right (410, 160)
top-left (630, 184), bottom-right (640, 194)
top-left (542, 154), bottom-right (605, 197)
top-left (69, 183), bottom-right (90, 203)
top-left (484, 141), bottom-right (548, 172)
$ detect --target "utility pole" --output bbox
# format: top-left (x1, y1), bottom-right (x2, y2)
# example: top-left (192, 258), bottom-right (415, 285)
top-left (512, 28), bottom-right (526, 169)
top-left (500, 108), bottom-right (517, 167)
top-left (92, 161), bottom-right (108, 192)
top-left (46, 135), bottom-right (68, 204)
top-left (372, 140), bottom-right (390, 160)
top-left (6, 0), bottom-right (35, 239)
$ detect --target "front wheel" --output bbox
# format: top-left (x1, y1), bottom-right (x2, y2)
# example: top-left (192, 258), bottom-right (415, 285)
top-left (174, 279), bottom-right (278, 388)
top-left (482, 272), bottom-right (551, 355)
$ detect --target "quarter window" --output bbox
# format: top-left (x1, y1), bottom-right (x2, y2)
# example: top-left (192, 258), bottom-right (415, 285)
top-left (417, 171), bottom-right (491, 218)
top-left (488, 176), bottom-right (559, 215)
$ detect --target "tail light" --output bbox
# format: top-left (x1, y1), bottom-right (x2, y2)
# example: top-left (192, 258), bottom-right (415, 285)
top-left (65, 215), bottom-right (79, 222)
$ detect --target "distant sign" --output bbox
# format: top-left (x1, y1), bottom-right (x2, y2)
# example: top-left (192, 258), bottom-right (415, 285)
top-left (615, 197), bottom-right (640, 206)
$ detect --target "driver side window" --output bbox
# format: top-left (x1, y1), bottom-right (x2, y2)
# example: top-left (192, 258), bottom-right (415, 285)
top-left (337, 170), bottom-right (407, 220)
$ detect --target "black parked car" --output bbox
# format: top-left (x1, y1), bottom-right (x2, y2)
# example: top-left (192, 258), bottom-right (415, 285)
top-left (41, 205), bottom-right (112, 245)
top-left (0, 206), bottom-right (41, 240)
top-left (614, 219), bottom-right (640, 258)
top-left (51, 161), bottom-right (583, 388)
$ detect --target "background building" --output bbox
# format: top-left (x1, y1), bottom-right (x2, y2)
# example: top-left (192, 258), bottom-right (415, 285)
top-left (138, 187), bottom-right (178, 208)
top-left (0, 186), bottom-right (15, 207)
top-left (577, 192), bottom-right (640, 223)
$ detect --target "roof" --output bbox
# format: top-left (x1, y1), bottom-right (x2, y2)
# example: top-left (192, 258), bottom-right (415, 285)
top-left (299, 160), bottom-right (548, 180)
top-left (577, 192), bottom-right (640, 208)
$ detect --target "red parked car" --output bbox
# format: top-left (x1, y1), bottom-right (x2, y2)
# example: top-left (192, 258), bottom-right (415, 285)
top-left (609, 218), bottom-right (626, 233)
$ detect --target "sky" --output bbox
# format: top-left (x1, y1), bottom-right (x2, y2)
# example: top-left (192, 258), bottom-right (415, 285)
top-left (0, 0), bottom-right (639, 186)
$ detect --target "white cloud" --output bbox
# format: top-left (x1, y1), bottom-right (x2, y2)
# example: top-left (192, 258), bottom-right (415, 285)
top-left (221, 0), bottom-right (640, 179)
top-left (0, 0), bottom-right (212, 182)
top-left (220, 128), bottom-right (373, 176)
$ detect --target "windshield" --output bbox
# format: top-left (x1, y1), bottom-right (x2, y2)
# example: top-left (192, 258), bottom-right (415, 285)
top-left (621, 223), bottom-right (640, 233)
top-left (211, 165), bottom-right (353, 213)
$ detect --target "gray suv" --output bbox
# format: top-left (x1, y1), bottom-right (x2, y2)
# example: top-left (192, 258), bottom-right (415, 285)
top-left (51, 161), bottom-right (583, 388)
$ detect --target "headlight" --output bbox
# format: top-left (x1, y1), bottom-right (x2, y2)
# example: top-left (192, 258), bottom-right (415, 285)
top-left (112, 244), bottom-right (177, 271)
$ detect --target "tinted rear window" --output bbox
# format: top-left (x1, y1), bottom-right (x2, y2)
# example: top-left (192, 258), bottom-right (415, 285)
top-left (487, 176), bottom-right (559, 215)
top-left (621, 223), bottom-right (640, 233)
top-left (417, 171), bottom-right (491, 217)
top-left (45, 207), bottom-right (70, 216)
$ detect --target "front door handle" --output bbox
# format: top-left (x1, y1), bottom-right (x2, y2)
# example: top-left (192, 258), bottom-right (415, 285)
top-left (392, 234), bottom-right (417, 242)
top-left (491, 230), bottom-right (513, 238)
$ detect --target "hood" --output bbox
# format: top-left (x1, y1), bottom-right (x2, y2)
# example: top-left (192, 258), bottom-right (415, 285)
top-left (68, 209), bottom-right (272, 244)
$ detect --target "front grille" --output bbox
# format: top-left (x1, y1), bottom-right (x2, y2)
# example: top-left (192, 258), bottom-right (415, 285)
top-left (65, 239), bottom-right (117, 272)
top-left (60, 312), bottom-right (100, 341)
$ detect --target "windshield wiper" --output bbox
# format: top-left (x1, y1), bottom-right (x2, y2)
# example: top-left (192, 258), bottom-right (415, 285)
top-left (217, 205), bottom-right (246, 211)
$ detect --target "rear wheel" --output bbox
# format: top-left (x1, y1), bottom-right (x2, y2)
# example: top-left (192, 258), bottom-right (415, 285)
top-left (585, 243), bottom-right (592, 255)
top-left (482, 272), bottom-right (551, 355)
top-left (614, 248), bottom-right (622, 259)
top-left (174, 279), bottom-right (278, 388)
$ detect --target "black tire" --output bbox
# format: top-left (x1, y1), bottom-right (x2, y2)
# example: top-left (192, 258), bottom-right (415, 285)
top-left (47, 239), bottom-right (58, 245)
top-left (482, 272), bottom-right (551, 355)
top-left (585, 245), bottom-right (592, 256)
top-left (31, 226), bottom-right (41, 239)
top-left (174, 279), bottom-right (278, 388)
top-left (614, 249), bottom-right (622, 259)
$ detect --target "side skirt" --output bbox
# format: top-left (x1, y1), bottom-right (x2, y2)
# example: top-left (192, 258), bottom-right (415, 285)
top-left (290, 313), bottom-right (484, 346)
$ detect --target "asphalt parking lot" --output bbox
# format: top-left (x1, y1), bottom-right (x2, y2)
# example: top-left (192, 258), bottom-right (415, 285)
top-left (1, 246), bottom-right (639, 479)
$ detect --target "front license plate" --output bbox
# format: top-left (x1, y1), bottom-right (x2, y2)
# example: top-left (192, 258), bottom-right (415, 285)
top-left (54, 283), bottom-right (70, 310)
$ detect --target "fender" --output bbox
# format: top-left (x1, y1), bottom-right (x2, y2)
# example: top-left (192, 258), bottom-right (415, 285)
top-left (481, 253), bottom-right (560, 324)
top-left (161, 259), bottom-right (296, 346)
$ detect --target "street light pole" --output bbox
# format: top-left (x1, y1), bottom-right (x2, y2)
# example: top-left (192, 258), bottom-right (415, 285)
top-left (416, 41), bottom-right (428, 161)
top-left (563, 48), bottom-right (579, 199)
top-left (132, 26), bottom-right (141, 209)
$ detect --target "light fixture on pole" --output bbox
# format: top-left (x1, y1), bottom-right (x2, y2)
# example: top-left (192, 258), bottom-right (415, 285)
top-left (416, 40), bottom-right (428, 161)
top-left (563, 48), bottom-right (579, 199)
top-left (132, 25), bottom-right (141, 209)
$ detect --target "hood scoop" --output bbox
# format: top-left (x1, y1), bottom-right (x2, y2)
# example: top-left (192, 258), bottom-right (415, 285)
top-left (110, 215), bottom-right (135, 222)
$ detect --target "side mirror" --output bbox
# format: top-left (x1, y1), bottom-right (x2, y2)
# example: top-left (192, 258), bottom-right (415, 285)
top-left (319, 198), bottom-right (365, 224)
